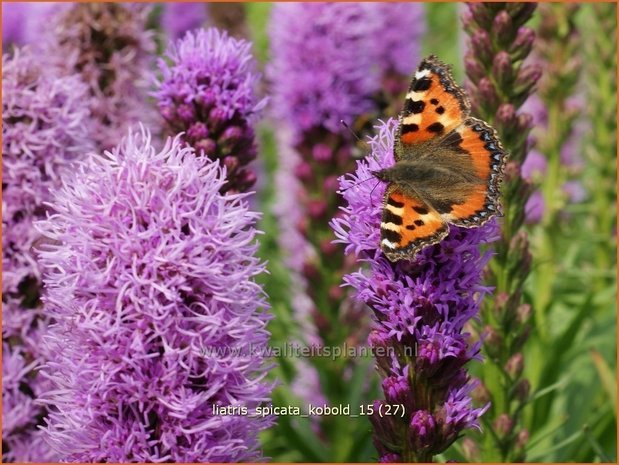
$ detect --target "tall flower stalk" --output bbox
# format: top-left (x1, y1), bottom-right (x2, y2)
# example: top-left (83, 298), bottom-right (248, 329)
top-left (527, 3), bottom-right (584, 333)
top-left (267, 3), bottom-right (424, 460)
top-left (43, 3), bottom-right (156, 150)
top-left (37, 128), bottom-right (273, 462)
top-left (583, 3), bottom-right (617, 290)
top-left (2, 47), bottom-right (93, 463)
top-left (155, 27), bottom-right (265, 194)
top-left (462, 3), bottom-right (541, 461)
top-left (332, 120), bottom-right (494, 462)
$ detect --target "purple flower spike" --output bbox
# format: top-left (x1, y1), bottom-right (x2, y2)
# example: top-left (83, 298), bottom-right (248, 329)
top-left (331, 119), bottom-right (494, 462)
top-left (373, 2), bottom-right (426, 77)
top-left (268, 3), bottom-right (382, 140)
top-left (2, 47), bottom-right (93, 463)
top-left (155, 27), bottom-right (265, 193)
top-left (161, 3), bottom-right (208, 40)
top-left (36, 128), bottom-right (273, 462)
top-left (42, 3), bottom-right (156, 151)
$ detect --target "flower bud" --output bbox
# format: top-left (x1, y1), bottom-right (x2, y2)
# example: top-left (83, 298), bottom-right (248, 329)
top-left (478, 78), bottom-right (500, 112)
top-left (379, 453), bottom-right (401, 463)
top-left (495, 103), bottom-right (517, 132)
top-left (312, 143), bottom-right (332, 163)
top-left (503, 160), bottom-right (521, 183)
top-left (177, 103), bottom-right (196, 123)
top-left (464, 54), bottom-right (486, 82)
top-left (471, 30), bottom-right (494, 66)
top-left (302, 261), bottom-right (319, 281)
top-left (328, 284), bottom-right (344, 303)
top-left (513, 378), bottom-right (531, 402)
top-left (493, 413), bottom-right (514, 437)
top-left (238, 143), bottom-right (257, 164)
top-left (494, 292), bottom-right (510, 314)
top-left (222, 155), bottom-right (239, 174)
top-left (516, 428), bottom-right (530, 449)
top-left (409, 410), bottom-right (436, 450)
top-left (160, 104), bottom-right (176, 122)
top-left (467, 3), bottom-right (492, 30)
top-left (492, 11), bottom-right (514, 47)
top-left (208, 107), bottom-right (228, 132)
top-left (196, 88), bottom-right (217, 109)
top-left (461, 437), bottom-right (480, 461)
top-left (516, 303), bottom-right (531, 324)
top-left (492, 51), bottom-right (514, 87)
top-left (194, 138), bottom-right (217, 156)
top-left (517, 112), bottom-right (534, 133)
top-left (505, 353), bottom-right (524, 379)
top-left (307, 199), bottom-right (328, 219)
top-left (514, 65), bottom-right (543, 98)
top-left (236, 169), bottom-right (256, 192)
top-left (483, 325), bottom-right (502, 355)
top-left (417, 340), bottom-right (440, 377)
top-left (187, 122), bottom-right (208, 141)
top-left (510, 27), bottom-right (535, 61)
top-left (382, 375), bottom-right (410, 405)
top-left (294, 161), bottom-right (312, 182)
top-left (220, 126), bottom-right (244, 147)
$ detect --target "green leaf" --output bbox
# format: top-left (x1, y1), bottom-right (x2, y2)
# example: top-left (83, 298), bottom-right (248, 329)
top-left (590, 350), bottom-right (617, 416)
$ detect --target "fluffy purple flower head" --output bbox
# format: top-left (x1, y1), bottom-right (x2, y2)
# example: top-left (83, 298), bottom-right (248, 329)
top-left (372, 3), bottom-right (425, 77)
top-left (268, 3), bottom-right (383, 140)
top-left (331, 119), bottom-right (493, 460)
top-left (42, 3), bottom-right (156, 150)
top-left (161, 3), bottom-right (208, 40)
top-left (269, 2), bottom-right (425, 140)
top-left (2, 47), bottom-right (92, 463)
top-left (36, 128), bottom-right (273, 462)
top-left (2, 47), bottom-right (92, 310)
top-left (155, 27), bottom-right (265, 193)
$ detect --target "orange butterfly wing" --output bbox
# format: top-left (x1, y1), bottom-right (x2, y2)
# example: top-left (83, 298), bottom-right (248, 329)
top-left (380, 187), bottom-right (449, 261)
top-left (380, 56), bottom-right (507, 261)
top-left (443, 117), bottom-right (506, 227)
top-left (397, 56), bottom-right (470, 151)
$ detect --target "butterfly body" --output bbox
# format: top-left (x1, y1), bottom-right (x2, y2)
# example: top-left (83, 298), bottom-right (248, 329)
top-left (375, 56), bottom-right (507, 262)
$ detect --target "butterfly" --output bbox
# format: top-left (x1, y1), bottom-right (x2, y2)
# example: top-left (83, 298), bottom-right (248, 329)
top-left (373, 55), bottom-right (507, 262)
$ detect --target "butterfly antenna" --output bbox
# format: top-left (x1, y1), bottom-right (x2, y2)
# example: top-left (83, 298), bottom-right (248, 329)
top-left (340, 120), bottom-right (371, 153)
top-left (340, 175), bottom-right (379, 193)
top-left (369, 178), bottom-right (382, 206)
